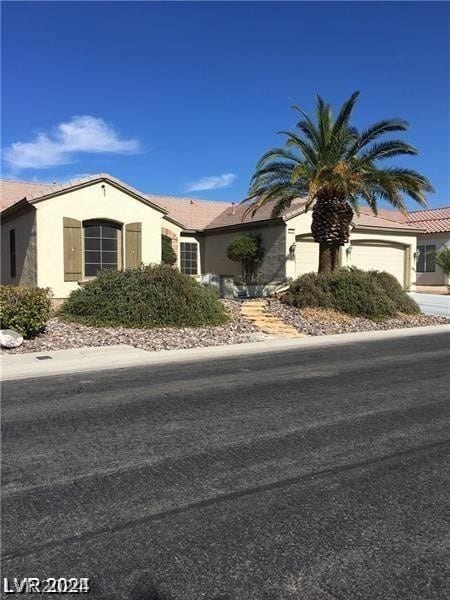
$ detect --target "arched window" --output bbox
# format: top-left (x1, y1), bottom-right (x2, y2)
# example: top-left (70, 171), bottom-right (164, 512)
top-left (83, 220), bottom-right (121, 276)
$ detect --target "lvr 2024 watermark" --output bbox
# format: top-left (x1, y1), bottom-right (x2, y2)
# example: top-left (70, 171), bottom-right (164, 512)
top-left (3, 578), bottom-right (90, 594)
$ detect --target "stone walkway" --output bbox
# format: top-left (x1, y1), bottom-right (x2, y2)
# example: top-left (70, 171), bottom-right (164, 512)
top-left (240, 300), bottom-right (304, 338)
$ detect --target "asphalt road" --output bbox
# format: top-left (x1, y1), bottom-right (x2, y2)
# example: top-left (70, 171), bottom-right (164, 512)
top-left (2, 332), bottom-right (449, 600)
top-left (409, 292), bottom-right (450, 317)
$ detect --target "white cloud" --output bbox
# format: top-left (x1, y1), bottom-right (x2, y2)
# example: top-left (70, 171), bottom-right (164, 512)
top-left (184, 173), bottom-right (236, 192)
top-left (3, 116), bottom-right (141, 170)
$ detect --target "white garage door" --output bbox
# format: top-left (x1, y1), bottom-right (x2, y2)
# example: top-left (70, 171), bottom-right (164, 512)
top-left (351, 243), bottom-right (406, 287)
top-left (295, 237), bottom-right (320, 277)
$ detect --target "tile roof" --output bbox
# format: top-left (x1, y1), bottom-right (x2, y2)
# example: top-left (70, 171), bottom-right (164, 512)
top-left (0, 179), bottom-right (59, 210)
top-left (355, 207), bottom-right (420, 231)
top-left (404, 207), bottom-right (450, 233)
top-left (204, 197), bottom-right (308, 230)
top-left (147, 195), bottom-right (231, 230)
top-left (2, 176), bottom-right (447, 234)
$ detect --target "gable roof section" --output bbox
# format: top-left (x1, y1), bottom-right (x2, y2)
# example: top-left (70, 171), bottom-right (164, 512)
top-left (0, 174), bottom-right (168, 217)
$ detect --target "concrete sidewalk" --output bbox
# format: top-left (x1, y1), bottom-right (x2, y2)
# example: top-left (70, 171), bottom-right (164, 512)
top-left (2, 324), bottom-right (449, 381)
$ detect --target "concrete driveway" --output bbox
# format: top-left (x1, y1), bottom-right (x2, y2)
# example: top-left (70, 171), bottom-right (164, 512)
top-left (409, 292), bottom-right (450, 317)
top-left (2, 331), bottom-right (449, 600)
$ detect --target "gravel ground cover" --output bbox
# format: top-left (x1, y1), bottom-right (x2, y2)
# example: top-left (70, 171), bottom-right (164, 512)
top-left (266, 298), bottom-right (450, 336)
top-left (3, 301), bottom-right (259, 354)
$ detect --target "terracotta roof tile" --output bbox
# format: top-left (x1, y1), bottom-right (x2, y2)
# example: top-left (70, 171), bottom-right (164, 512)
top-left (404, 207), bottom-right (450, 233)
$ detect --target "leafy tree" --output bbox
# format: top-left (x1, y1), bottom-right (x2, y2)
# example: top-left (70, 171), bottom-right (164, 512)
top-left (434, 247), bottom-right (450, 283)
top-left (161, 234), bottom-right (177, 265)
top-left (227, 234), bottom-right (265, 282)
top-left (243, 92), bottom-right (433, 272)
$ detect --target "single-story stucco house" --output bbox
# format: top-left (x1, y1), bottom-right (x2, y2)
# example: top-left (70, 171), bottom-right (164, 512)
top-left (1, 173), bottom-right (443, 299)
top-left (403, 208), bottom-right (450, 286)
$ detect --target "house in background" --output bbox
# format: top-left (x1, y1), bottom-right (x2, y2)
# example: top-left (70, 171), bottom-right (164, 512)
top-left (403, 208), bottom-right (450, 286)
top-left (0, 173), bottom-right (431, 299)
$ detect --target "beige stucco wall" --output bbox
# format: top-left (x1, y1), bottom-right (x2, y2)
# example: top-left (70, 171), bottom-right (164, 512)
top-left (203, 224), bottom-right (287, 283)
top-left (34, 181), bottom-right (165, 298)
top-left (1, 208), bottom-right (38, 287)
top-left (415, 232), bottom-right (450, 286)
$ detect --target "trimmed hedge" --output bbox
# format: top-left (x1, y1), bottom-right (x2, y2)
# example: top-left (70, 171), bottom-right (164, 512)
top-left (282, 268), bottom-right (419, 319)
top-left (0, 285), bottom-right (52, 338)
top-left (60, 265), bottom-right (229, 328)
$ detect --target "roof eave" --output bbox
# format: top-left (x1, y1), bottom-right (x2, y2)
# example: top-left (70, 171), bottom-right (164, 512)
top-left (26, 175), bottom-right (169, 215)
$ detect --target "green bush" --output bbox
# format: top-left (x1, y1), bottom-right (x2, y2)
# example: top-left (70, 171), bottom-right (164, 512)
top-left (0, 285), bottom-right (52, 338)
top-left (60, 265), bottom-right (229, 328)
top-left (366, 270), bottom-right (420, 314)
top-left (434, 247), bottom-right (450, 277)
top-left (161, 235), bottom-right (177, 266)
top-left (227, 234), bottom-right (265, 282)
top-left (282, 268), bottom-right (418, 319)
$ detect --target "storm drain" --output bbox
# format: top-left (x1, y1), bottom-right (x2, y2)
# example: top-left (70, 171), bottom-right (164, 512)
top-left (34, 355), bottom-right (53, 361)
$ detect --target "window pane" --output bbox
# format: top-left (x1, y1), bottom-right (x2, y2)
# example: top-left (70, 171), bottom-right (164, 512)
top-left (85, 263), bottom-right (101, 276)
top-left (101, 225), bottom-right (118, 239)
top-left (425, 245), bottom-right (436, 272)
top-left (85, 225), bottom-right (101, 237)
top-left (85, 238), bottom-right (101, 251)
top-left (84, 221), bottom-right (119, 276)
top-left (417, 246), bottom-right (425, 272)
top-left (85, 251), bottom-right (101, 263)
top-left (180, 242), bottom-right (198, 274)
top-left (102, 251), bottom-right (117, 264)
top-left (101, 238), bottom-right (117, 251)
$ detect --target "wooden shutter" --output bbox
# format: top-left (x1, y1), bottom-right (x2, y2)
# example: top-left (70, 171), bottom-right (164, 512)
top-left (63, 217), bottom-right (82, 281)
top-left (125, 222), bottom-right (142, 269)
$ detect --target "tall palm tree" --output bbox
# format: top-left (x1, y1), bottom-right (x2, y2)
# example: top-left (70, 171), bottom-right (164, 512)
top-left (243, 92), bottom-right (433, 272)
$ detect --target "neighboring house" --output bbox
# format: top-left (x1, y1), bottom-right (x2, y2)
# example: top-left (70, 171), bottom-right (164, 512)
top-left (404, 208), bottom-right (450, 286)
top-left (1, 173), bottom-right (423, 298)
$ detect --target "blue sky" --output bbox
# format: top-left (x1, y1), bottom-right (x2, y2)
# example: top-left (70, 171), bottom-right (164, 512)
top-left (2, 1), bottom-right (449, 208)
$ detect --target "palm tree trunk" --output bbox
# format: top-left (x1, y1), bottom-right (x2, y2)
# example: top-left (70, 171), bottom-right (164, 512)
top-left (318, 243), bottom-right (339, 273)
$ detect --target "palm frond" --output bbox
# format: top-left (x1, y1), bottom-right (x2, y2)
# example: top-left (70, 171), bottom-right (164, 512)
top-left (331, 91), bottom-right (360, 138)
top-left (359, 140), bottom-right (418, 163)
top-left (254, 147), bottom-right (301, 171)
top-left (348, 119), bottom-right (410, 156)
top-left (277, 130), bottom-right (317, 165)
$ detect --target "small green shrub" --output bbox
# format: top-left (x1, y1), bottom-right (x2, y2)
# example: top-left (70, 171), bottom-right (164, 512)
top-left (202, 283), bottom-right (221, 298)
top-left (161, 235), bottom-right (177, 266)
top-left (60, 265), bottom-right (229, 328)
top-left (281, 268), bottom-right (416, 319)
top-left (434, 247), bottom-right (450, 277)
top-left (0, 285), bottom-right (52, 338)
top-left (227, 234), bottom-right (265, 282)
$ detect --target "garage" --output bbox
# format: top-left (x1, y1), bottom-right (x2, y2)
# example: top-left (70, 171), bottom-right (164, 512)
top-left (295, 236), bottom-right (320, 276)
top-left (350, 241), bottom-right (406, 287)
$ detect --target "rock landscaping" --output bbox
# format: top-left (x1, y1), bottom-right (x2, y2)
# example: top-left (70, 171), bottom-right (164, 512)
top-left (2, 301), bottom-right (260, 354)
top-left (266, 298), bottom-right (450, 336)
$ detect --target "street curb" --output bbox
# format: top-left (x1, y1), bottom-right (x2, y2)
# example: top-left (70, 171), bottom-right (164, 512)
top-left (1, 324), bottom-right (449, 382)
